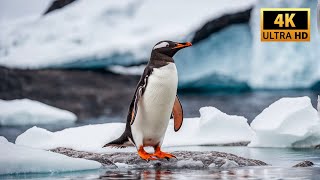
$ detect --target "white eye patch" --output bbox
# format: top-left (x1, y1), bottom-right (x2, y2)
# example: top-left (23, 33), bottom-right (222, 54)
top-left (153, 42), bottom-right (169, 50)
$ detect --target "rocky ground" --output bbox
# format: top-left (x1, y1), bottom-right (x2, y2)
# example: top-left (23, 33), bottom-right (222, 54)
top-left (51, 147), bottom-right (267, 169)
top-left (51, 147), bottom-right (315, 169)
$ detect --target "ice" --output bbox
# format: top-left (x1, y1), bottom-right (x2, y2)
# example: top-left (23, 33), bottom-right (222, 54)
top-left (317, 95), bottom-right (320, 114)
top-left (164, 107), bottom-right (254, 146)
top-left (16, 123), bottom-right (125, 152)
top-left (0, 99), bottom-right (77, 126)
top-left (249, 96), bottom-right (320, 148)
top-left (176, 159), bottom-right (204, 168)
top-left (16, 107), bottom-right (253, 152)
top-left (0, 0), bottom-right (255, 69)
top-left (108, 65), bottom-right (145, 75)
top-left (249, 0), bottom-right (320, 88)
top-left (0, 136), bottom-right (101, 175)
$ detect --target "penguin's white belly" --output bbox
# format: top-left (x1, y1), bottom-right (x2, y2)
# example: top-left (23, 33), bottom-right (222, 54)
top-left (131, 63), bottom-right (178, 147)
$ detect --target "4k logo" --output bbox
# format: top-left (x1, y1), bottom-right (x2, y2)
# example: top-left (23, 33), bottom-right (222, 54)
top-left (261, 8), bottom-right (310, 42)
top-left (274, 13), bottom-right (295, 27)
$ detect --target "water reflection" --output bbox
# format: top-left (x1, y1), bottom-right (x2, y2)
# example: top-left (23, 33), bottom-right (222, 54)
top-left (99, 167), bottom-right (320, 180)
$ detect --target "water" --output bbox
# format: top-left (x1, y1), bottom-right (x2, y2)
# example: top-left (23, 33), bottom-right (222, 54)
top-left (1, 146), bottom-right (320, 179)
top-left (1, 90), bottom-right (320, 179)
top-left (0, 90), bottom-right (318, 142)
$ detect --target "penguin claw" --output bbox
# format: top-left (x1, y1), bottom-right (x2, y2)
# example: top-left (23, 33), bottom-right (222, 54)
top-left (153, 151), bottom-right (176, 160)
top-left (138, 146), bottom-right (157, 161)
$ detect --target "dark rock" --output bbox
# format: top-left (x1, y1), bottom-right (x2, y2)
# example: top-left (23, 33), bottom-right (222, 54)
top-left (292, 160), bottom-right (314, 167)
top-left (50, 147), bottom-right (116, 167)
top-left (192, 8), bottom-right (252, 44)
top-left (43, 0), bottom-right (77, 15)
top-left (50, 147), bottom-right (267, 169)
top-left (0, 66), bottom-right (139, 120)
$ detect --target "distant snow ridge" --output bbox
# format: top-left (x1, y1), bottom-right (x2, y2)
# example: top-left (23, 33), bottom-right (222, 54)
top-left (249, 96), bottom-right (320, 148)
top-left (0, 136), bottom-right (101, 175)
top-left (0, 99), bottom-right (77, 126)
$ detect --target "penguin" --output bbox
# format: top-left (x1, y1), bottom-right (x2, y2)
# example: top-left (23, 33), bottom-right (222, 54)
top-left (103, 40), bottom-right (192, 161)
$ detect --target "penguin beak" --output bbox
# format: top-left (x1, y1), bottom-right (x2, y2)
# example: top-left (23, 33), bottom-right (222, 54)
top-left (172, 42), bottom-right (192, 49)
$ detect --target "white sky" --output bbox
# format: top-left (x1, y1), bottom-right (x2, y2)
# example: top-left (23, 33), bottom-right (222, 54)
top-left (0, 0), bottom-right (52, 22)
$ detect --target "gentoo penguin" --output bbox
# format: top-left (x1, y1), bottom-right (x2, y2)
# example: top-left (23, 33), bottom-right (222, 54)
top-left (103, 40), bottom-right (192, 160)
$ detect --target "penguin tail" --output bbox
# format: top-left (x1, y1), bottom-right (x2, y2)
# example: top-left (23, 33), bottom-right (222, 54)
top-left (103, 133), bottom-right (132, 149)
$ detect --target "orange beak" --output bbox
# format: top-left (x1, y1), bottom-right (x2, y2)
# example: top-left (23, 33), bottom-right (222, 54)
top-left (172, 42), bottom-right (192, 49)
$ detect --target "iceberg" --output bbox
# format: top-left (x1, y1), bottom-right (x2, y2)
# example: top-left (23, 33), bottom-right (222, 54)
top-left (249, 0), bottom-right (320, 89)
top-left (249, 96), bottom-right (320, 148)
top-left (15, 107), bottom-right (253, 152)
top-left (1, 0), bottom-right (320, 90)
top-left (0, 136), bottom-right (101, 175)
top-left (164, 107), bottom-right (254, 146)
top-left (0, 99), bottom-right (77, 126)
top-left (0, 0), bottom-right (255, 69)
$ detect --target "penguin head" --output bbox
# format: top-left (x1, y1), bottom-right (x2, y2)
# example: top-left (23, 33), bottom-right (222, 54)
top-left (152, 40), bottom-right (192, 57)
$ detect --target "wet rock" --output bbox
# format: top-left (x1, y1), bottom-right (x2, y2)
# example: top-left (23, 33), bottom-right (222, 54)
top-left (292, 160), bottom-right (314, 167)
top-left (50, 148), bottom-right (267, 169)
top-left (50, 147), bottom-right (116, 167)
top-left (43, 0), bottom-right (77, 15)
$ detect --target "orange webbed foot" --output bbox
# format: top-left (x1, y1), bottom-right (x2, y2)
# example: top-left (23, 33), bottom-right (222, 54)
top-left (138, 146), bottom-right (157, 161)
top-left (153, 146), bottom-right (176, 160)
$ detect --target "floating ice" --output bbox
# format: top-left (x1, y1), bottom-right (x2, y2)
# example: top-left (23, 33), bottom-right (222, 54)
top-left (16, 107), bottom-right (253, 152)
top-left (0, 136), bottom-right (101, 175)
top-left (0, 99), bottom-right (77, 126)
top-left (249, 96), bottom-right (320, 148)
top-left (164, 107), bottom-right (254, 146)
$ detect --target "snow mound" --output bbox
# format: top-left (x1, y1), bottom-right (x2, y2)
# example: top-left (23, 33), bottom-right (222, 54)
top-left (0, 136), bottom-right (101, 175)
top-left (249, 96), bottom-right (320, 148)
top-left (16, 123), bottom-right (125, 152)
top-left (0, 0), bottom-right (255, 69)
top-left (164, 107), bottom-right (254, 146)
top-left (16, 107), bottom-right (253, 152)
top-left (0, 99), bottom-right (77, 126)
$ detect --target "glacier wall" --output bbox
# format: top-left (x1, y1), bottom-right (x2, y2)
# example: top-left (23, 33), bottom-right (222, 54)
top-left (178, 0), bottom-right (320, 90)
top-left (249, 0), bottom-right (320, 89)
top-left (0, 0), bottom-right (319, 90)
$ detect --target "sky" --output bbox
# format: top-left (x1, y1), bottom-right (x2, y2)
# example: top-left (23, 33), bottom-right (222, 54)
top-left (0, 0), bottom-right (52, 22)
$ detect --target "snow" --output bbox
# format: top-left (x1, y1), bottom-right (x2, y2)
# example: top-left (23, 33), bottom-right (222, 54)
top-left (0, 0), bottom-right (255, 69)
top-left (176, 159), bottom-right (204, 168)
top-left (13, 97), bottom-right (320, 151)
top-left (16, 107), bottom-right (253, 152)
top-left (164, 107), bottom-right (254, 146)
top-left (0, 99), bottom-right (77, 126)
top-left (108, 65), bottom-right (145, 75)
top-left (0, 136), bottom-right (101, 175)
top-left (249, 97), bottom-right (320, 148)
top-left (249, 0), bottom-right (320, 89)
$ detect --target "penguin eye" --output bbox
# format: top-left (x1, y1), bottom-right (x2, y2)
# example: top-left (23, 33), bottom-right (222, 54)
top-left (166, 44), bottom-right (169, 47)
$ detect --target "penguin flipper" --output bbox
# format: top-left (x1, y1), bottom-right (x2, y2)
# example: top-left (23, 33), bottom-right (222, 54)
top-left (172, 95), bottom-right (183, 132)
top-left (130, 67), bottom-right (153, 125)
